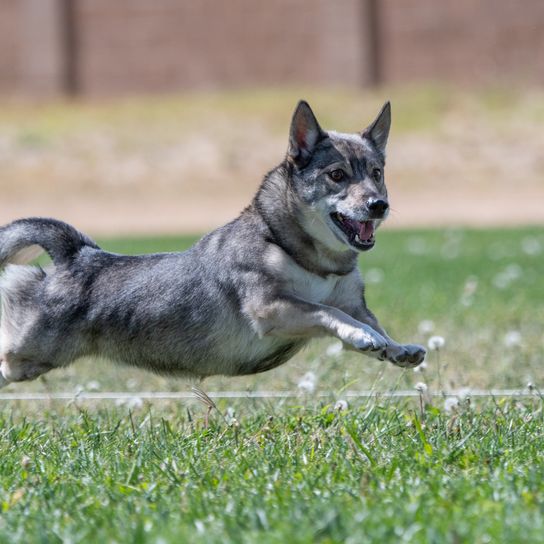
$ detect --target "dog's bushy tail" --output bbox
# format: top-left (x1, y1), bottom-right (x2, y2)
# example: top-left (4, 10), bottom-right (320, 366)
top-left (0, 217), bottom-right (99, 268)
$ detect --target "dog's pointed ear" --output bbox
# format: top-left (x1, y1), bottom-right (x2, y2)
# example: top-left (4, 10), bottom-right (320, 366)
top-left (362, 101), bottom-right (391, 156)
top-left (288, 100), bottom-right (326, 168)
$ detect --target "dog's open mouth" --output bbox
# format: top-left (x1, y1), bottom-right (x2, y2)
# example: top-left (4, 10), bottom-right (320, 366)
top-left (330, 212), bottom-right (375, 250)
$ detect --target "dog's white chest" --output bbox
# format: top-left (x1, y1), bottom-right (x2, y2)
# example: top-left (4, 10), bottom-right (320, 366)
top-left (290, 270), bottom-right (338, 303)
top-left (265, 245), bottom-right (340, 303)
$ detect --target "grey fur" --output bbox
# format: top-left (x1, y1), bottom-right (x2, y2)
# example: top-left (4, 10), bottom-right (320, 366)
top-left (0, 101), bottom-right (425, 387)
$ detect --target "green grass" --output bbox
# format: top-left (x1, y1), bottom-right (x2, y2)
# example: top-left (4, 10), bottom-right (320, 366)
top-left (1, 226), bottom-right (544, 542)
top-left (1, 399), bottom-right (544, 543)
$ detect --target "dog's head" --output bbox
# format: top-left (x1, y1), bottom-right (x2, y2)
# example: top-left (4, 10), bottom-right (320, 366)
top-left (286, 100), bottom-right (391, 252)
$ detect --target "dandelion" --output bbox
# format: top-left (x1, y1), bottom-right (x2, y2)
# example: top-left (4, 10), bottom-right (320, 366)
top-left (127, 396), bottom-right (143, 409)
top-left (194, 520), bottom-right (205, 534)
top-left (406, 237), bottom-right (428, 255)
top-left (365, 268), bottom-right (384, 284)
top-left (86, 380), bottom-right (101, 391)
top-left (460, 276), bottom-right (478, 307)
top-left (413, 360), bottom-right (428, 373)
top-left (441, 242), bottom-right (460, 260)
top-left (334, 399), bottom-right (348, 411)
top-left (325, 342), bottom-right (343, 357)
top-left (297, 371), bottom-right (317, 394)
top-left (415, 382), bottom-right (428, 419)
top-left (444, 397), bottom-right (459, 413)
top-left (427, 336), bottom-right (445, 350)
top-left (418, 320), bottom-right (435, 335)
top-left (458, 387), bottom-right (471, 401)
top-left (493, 264), bottom-right (522, 290)
top-left (503, 330), bottom-right (522, 348)
top-left (21, 456), bottom-right (31, 469)
top-left (414, 382), bottom-right (428, 393)
top-left (225, 406), bottom-right (236, 425)
top-left (521, 237), bottom-right (542, 256)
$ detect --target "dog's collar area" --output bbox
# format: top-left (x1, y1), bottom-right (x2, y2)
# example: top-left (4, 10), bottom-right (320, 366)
top-left (330, 212), bottom-right (375, 251)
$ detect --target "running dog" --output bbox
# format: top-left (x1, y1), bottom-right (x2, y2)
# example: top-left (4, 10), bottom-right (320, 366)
top-left (0, 101), bottom-right (425, 386)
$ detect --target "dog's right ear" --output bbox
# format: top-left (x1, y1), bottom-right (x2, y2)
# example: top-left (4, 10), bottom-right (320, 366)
top-left (287, 100), bottom-right (326, 168)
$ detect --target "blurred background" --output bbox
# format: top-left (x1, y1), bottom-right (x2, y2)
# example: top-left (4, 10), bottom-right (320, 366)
top-left (0, 0), bottom-right (543, 396)
top-left (0, 0), bottom-right (543, 234)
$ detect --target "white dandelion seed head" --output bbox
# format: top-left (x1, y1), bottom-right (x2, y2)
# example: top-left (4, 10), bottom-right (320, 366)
top-left (326, 341), bottom-right (343, 357)
top-left (413, 360), bottom-right (428, 373)
top-left (504, 264), bottom-right (522, 280)
top-left (463, 276), bottom-right (478, 296)
top-left (365, 268), bottom-right (384, 284)
top-left (444, 397), bottom-right (459, 413)
top-left (407, 237), bottom-right (428, 255)
top-left (414, 382), bottom-right (428, 393)
top-left (127, 396), bottom-right (144, 409)
top-left (521, 237), bottom-right (542, 256)
top-left (334, 399), bottom-right (349, 412)
top-left (418, 320), bottom-right (435, 335)
top-left (297, 371), bottom-right (317, 394)
top-left (503, 330), bottom-right (522, 348)
top-left (458, 387), bottom-right (471, 401)
top-left (427, 336), bottom-right (445, 350)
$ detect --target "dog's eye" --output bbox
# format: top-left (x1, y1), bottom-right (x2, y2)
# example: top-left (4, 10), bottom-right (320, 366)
top-left (329, 169), bottom-right (345, 182)
top-left (372, 168), bottom-right (382, 183)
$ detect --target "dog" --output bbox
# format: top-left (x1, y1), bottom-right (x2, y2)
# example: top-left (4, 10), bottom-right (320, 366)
top-left (0, 100), bottom-right (425, 387)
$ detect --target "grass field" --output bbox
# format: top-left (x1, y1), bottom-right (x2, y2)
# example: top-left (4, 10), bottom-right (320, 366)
top-left (1, 227), bottom-right (543, 542)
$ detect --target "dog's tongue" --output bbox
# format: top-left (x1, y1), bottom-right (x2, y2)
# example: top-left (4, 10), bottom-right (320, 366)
top-left (358, 221), bottom-right (374, 241)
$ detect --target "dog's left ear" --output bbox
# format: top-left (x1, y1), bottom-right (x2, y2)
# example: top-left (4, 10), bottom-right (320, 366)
top-left (288, 100), bottom-right (326, 168)
top-left (362, 101), bottom-right (391, 156)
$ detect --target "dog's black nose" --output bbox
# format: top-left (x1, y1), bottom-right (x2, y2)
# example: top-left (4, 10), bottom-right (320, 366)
top-left (367, 199), bottom-right (389, 216)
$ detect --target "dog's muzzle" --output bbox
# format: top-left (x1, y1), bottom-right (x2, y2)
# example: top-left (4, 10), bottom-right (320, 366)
top-left (330, 212), bottom-right (376, 251)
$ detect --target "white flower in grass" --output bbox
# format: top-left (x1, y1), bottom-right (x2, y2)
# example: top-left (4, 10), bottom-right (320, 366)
top-left (115, 396), bottom-right (144, 409)
top-left (86, 380), bottom-right (101, 391)
top-left (427, 336), bottom-right (445, 350)
top-left (521, 237), bottom-right (541, 256)
top-left (458, 387), bottom-right (471, 401)
top-left (365, 268), bottom-right (384, 284)
top-left (407, 237), bottom-right (428, 255)
top-left (503, 330), bottom-right (522, 348)
top-left (414, 382), bottom-right (427, 393)
top-left (460, 276), bottom-right (478, 307)
top-left (413, 360), bottom-right (428, 373)
top-left (326, 341), bottom-right (343, 357)
top-left (334, 399), bottom-right (349, 412)
top-left (418, 320), bottom-right (435, 335)
top-left (444, 397), bottom-right (459, 413)
top-left (127, 396), bottom-right (143, 409)
top-left (297, 371), bottom-right (317, 394)
top-left (493, 264), bottom-right (523, 290)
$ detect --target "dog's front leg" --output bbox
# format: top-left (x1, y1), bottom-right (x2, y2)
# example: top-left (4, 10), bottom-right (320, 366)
top-left (249, 296), bottom-right (389, 356)
top-left (350, 305), bottom-right (426, 368)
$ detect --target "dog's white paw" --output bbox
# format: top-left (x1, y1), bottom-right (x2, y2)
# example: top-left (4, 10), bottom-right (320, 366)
top-left (387, 344), bottom-right (426, 368)
top-left (350, 328), bottom-right (388, 355)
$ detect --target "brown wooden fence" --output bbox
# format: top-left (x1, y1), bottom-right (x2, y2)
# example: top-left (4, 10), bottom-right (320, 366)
top-left (1, 0), bottom-right (543, 97)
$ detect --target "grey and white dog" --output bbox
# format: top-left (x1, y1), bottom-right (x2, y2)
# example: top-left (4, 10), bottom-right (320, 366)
top-left (0, 101), bottom-right (425, 387)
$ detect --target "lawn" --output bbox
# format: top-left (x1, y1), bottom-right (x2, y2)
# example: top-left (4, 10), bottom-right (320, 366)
top-left (0, 227), bottom-right (543, 542)
top-left (1, 400), bottom-right (543, 543)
